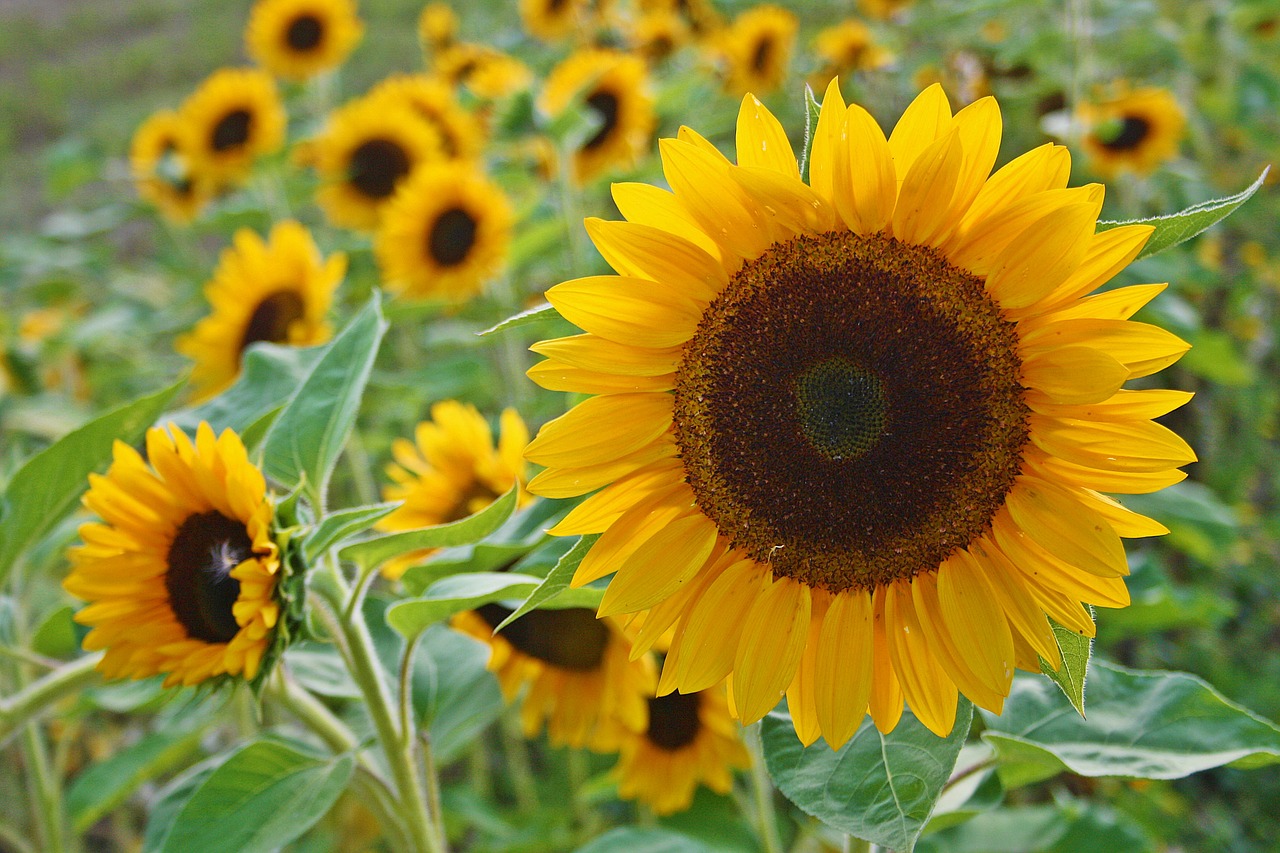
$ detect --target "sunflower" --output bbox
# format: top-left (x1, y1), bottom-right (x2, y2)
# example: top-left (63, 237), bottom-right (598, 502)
top-left (129, 109), bottom-right (214, 223)
top-left (524, 83), bottom-right (1195, 745)
top-left (1079, 85), bottom-right (1186, 177)
top-left (418, 2), bottom-right (459, 54)
top-left (453, 606), bottom-right (656, 749)
top-left (310, 98), bottom-right (444, 230)
top-left (612, 683), bottom-right (749, 815)
top-left (64, 423), bottom-right (282, 687)
top-left (718, 5), bottom-right (797, 95)
top-left (859, 0), bottom-right (912, 19)
top-left (176, 220), bottom-right (346, 401)
top-left (377, 401), bottom-right (530, 580)
top-left (245, 0), bottom-right (363, 81)
top-left (375, 163), bottom-right (513, 301)
top-left (629, 10), bottom-right (690, 63)
top-left (540, 49), bottom-right (655, 184)
top-left (638, 0), bottom-right (721, 39)
top-left (367, 74), bottom-right (486, 160)
top-left (180, 67), bottom-right (286, 186)
top-left (811, 20), bottom-right (894, 85)
top-left (433, 43), bottom-right (533, 101)
top-left (520, 0), bottom-right (589, 42)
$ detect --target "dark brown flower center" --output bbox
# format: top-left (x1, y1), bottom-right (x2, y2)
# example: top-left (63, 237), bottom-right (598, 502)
top-left (751, 35), bottom-right (774, 73)
top-left (442, 480), bottom-right (499, 522)
top-left (475, 605), bottom-right (610, 671)
top-left (348, 138), bottom-right (412, 199)
top-left (285, 13), bottom-right (325, 51)
top-left (584, 90), bottom-right (620, 151)
top-left (211, 109), bottom-right (253, 152)
top-left (1098, 115), bottom-right (1151, 151)
top-left (239, 290), bottom-right (307, 356)
top-left (672, 231), bottom-right (1029, 593)
top-left (429, 207), bottom-right (478, 266)
top-left (646, 691), bottom-right (702, 751)
top-left (166, 511), bottom-right (252, 643)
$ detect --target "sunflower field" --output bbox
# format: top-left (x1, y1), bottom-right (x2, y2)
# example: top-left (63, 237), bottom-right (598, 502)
top-left (1, 0), bottom-right (1278, 850)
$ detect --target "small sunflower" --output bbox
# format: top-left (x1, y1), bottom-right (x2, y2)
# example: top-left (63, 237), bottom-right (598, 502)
top-left (453, 606), bottom-right (656, 749)
top-left (64, 423), bottom-right (282, 687)
top-left (180, 67), bottom-right (286, 186)
top-left (375, 163), bottom-right (513, 301)
top-left (811, 20), bottom-right (894, 85)
top-left (1079, 85), bottom-right (1186, 177)
top-left (520, 0), bottom-right (589, 42)
top-left (377, 401), bottom-right (530, 580)
top-left (639, 0), bottom-right (721, 39)
top-left (129, 109), bottom-right (214, 223)
top-left (418, 2), bottom-right (459, 54)
top-left (629, 10), bottom-right (690, 63)
top-left (310, 98), bottom-right (444, 230)
top-left (177, 220), bottom-right (346, 401)
top-left (245, 0), bottom-right (364, 81)
top-left (433, 43), bottom-right (533, 101)
top-left (612, 684), bottom-right (749, 815)
top-left (540, 49), bottom-right (655, 184)
top-left (524, 84), bottom-right (1195, 745)
top-left (718, 5), bottom-right (798, 95)
top-left (367, 74), bottom-right (486, 160)
top-left (859, 0), bottom-right (912, 19)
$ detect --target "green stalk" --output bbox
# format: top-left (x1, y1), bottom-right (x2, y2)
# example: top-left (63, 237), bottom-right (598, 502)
top-left (744, 722), bottom-right (783, 853)
top-left (0, 654), bottom-right (101, 747)
top-left (22, 723), bottom-right (66, 853)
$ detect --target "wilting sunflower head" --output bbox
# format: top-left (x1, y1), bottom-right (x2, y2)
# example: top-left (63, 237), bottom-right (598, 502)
top-left (65, 423), bottom-right (285, 688)
top-left (1079, 84), bottom-right (1186, 178)
top-left (612, 683), bottom-right (749, 815)
top-left (310, 97), bottom-right (445, 230)
top-left (433, 43), bottom-right (533, 101)
top-left (177, 220), bottom-right (346, 401)
top-left (716, 4), bottom-right (798, 95)
top-left (180, 67), bottom-right (286, 186)
top-left (366, 74), bottom-right (487, 161)
top-left (245, 0), bottom-right (364, 81)
top-left (377, 401), bottom-right (530, 579)
top-left (374, 162), bottom-right (513, 302)
top-left (539, 49), bottom-right (655, 184)
top-left (525, 83), bottom-right (1195, 745)
top-left (129, 109), bottom-right (215, 223)
top-left (811, 20), bottom-right (894, 85)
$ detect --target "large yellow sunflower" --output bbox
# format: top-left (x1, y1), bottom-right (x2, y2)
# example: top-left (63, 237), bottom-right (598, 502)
top-left (176, 220), bottom-right (346, 401)
top-left (611, 683), bottom-right (749, 815)
top-left (524, 83), bottom-right (1195, 745)
top-left (180, 67), bottom-right (286, 186)
top-left (718, 5), bottom-right (798, 95)
top-left (1079, 85), bottom-right (1186, 178)
top-left (539, 49), bottom-right (655, 184)
top-left (245, 0), bottom-right (364, 81)
top-left (129, 109), bottom-right (215, 223)
top-left (367, 74), bottom-right (487, 161)
top-left (377, 401), bottom-right (530, 580)
top-left (374, 163), bottom-right (513, 301)
top-left (64, 423), bottom-right (281, 687)
top-left (310, 98), bottom-right (444, 230)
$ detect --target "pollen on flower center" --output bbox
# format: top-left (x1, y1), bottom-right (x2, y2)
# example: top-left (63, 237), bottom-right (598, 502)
top-left (672, 230), bottom-right (1030, 593)
top-left (166, 511), bottom-right (251, 644)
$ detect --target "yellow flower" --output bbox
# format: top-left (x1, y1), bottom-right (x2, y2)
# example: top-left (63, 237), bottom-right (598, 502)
top-left (245, 0), bottom-right (364, 81)
top-left (375, 162), bottom-right (513, 301)
top-left (519, 0), bottom-right (590, 42)
top-left (433, 43), bottom-right (533, 101)
top-left (418, 2), bottom-right (458, 53)
top-left (524, 84), bottom-right (1195, 745)
top-left (859, 0), bottom-right (912, 19)
top-left (612, 684), bottom-right (749, 814)
top-left (129, 109), bottom-right (215, 223)
top-left (366, 74), bottom-right (487, 161)
top-left (378, 401), bottom-right (530, 579)
top-left (717, 5), bottom-right (798, 95)
top-left (180, 67), bottom-right (286, 186)
top-left (628, 10), bottom-right (691, 62)
top-left (1079, 85), bottom-right (1186, 177)
top-left (65, 423), bottom-right (282, 687)
top-left (811, 20), bottom-right (894, 85)
top-left (177, 220), bottom-right (346, 401)
top-left (540, 49), bottom-right (655, 184)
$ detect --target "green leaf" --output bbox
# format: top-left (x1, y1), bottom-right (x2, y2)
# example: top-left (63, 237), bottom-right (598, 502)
top-left (1096, 168), bottom-right (1268, 260)
top-left (339, 486), bottom-right (519, 572)
top-left (493, 534), bottom-right (598, 632)
top-left (917, 802), bottom-right (1152, 853)
top-left (575, 827), bottom-right (712, 853)
top-left (31, 605), bottom-right (78, 659)
top-left (303, 502), bottom-right (401, 562)
top-left (981, 661), bottom-right (1280, 780)
top-left (0, 381), bottom-right (182, 581)
top-left (385, 570), bottom-right (604, 637)
top-left (153, 740), bottom-right (353, 853)
top-left (1038, 612), bottom-right (1092, 717)
top-left (479, 302), bottom-right (559, 337)
top-left (142, 757), bottom-right (225, 853)
top-left (923, 743), bottom-right (1003, 834)
top-left (412, 625), bottom-right (505, 763)
top-left (797, 83), bottom-right (822, 185)
top-left (261, 294), bottom-right (387, 499)
top-left (168, 344), bottom-right (322, 437)
top-left (764, 700), bottom-right (973, 852)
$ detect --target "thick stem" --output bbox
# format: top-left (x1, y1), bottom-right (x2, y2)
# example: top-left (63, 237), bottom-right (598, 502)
top-left (23, 723), bottom-right (66, 853)
top-left (745, 722), bottom-right (783, 853)
top-left (0, 654), bottom-right (101, 747)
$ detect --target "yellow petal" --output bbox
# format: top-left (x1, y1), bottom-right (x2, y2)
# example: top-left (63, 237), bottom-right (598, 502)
top-left (808, 78), bottom-right (846, 206)
top-left (527, 360), bottom-right (674, 394)
top-left (548, 458), bottom-right (685, 535)
top-left (547, 275), bottom-right (702, 348)
top-left (584, 218), bottom-right (725, 302)
top-left (736, 94), bottom-right (798, 178)
top-left (1073, 489), bottom-right (1170, 538)
top-left (785, 607), bottom-right (825, 747)
top-left (598, 514), bottom-right (720, 616)
top-left (1029, 415), bottom-right (1198, 472)
top-left (611, 182), bottom-right (728, 266)
top-left (1004, 476), bottom-right (1129, 578)
top-left (935, 556), bottom-right (1015, 696)
top-left (1022, 319), bottom-right (1189, 379)
top-left (731, 165), bottom-right (835, 237)
top-left (965, 541), bottom-right (1060, 668)
top-left (813, 589), bottom-right (873, 750)
top-left (891, 129), bottom-right (964, 247)
top-left (733, 575), bottom-right (812, 724)
top-left (670, 557), bottom-right (766, 693)
top-left (868, 587), bottom-right (903, 733)
top-left (834, 103), bottom-right (897, 234)
top-left (884, 581), bottom-right (958, 737)
top-left (955, 143), bottom-right (1072, 237)
top-left (986, 202), bottom-right (1099, 310)
top-left (991, 511), bottom-right (1131, 608)
top-left (525, 393), bottom-right (672, 468)
top-left (887, 83), bottom-right (952, 181)
top-left (660, 137), bottom-right (770, 261)
top-left (571, 481), bottom-right (695, 584)
top-left (1031, 224), bottom-right (1155, 311)
top-left (1023, 283), bottom-right (1167, 327)
top-left (1021, 345), bottom-right (1130, 406)
top-left (527, 438), bottom-right (677, 499)
top-left (1029, 388), bottom-right (1194, 422)
top-left (530, 333), bottom-right (681, 377)
top-left (949, 96), bottom-right (1002, 220)
top-left (949, 186), bottom-right (1100, 276)
top-left (910, 571), bottom-right (1006, 713)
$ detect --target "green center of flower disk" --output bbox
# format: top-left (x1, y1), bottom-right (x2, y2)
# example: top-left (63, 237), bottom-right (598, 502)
top-left (166, 511), bottom-right (250, 644)
top-left (646, 691), bottom-right (702, 751)
top-left (475, 604), bottom-right (609, 671)
top-left (673, 231), bottom-right (1030, 593)
top-left (285, 14), bottom-right (325, 51)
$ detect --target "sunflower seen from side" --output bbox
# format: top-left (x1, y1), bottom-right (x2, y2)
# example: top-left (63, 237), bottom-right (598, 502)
top-left (177, 220), bottom-right (345, 401)
top-left (718, 5), bottom-right (798, 95)
top-left (433, 43), bottom-right (533, 101)
top-left (418, 2), bottom-right (458, 54)
top-left (811, 20), bottom-right (894, 86)
top-left (64, 423), bottom-right (283, 687)
top-left (524, 83), bottom-right (1195, 745)
top-left (245, 0), bottom-right (363, 81)
top-left (367, 74), bottom-right (486, 161)
top-left (130, 109), bottom-right (214, 223)
top-left (180, 67), bottom-right (286, 187)
top-left (1079, 85), bottom-right (1186, 177)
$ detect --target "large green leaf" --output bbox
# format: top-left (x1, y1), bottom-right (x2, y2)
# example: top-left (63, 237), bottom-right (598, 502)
top-left (167, 343), bottom-right (323, 437)
top-left (0, 381), bottom-right (181, 582)
top-left (493, 534), bottom-right (598, 632)
top-left (764, 701), bottom-right (973, 852)
top-left (917, 802), bottom-right (1152, 853)
top-left (302, 502), bottom-right (401, 562)
top-left (152, 740), bottom-right (353, 853)
top-left (261, 295), bottom-right (387, 499)
top-left (479, 302), bottom-right (558, 337)
top-left (412, 625), bottom-right (505, 763)
top-left (981, 661), bottom-right (1280, 780)
top-left (1096, 168), bottom-right (1268, 260)
top-left (1039, 614), bottom-right (1092, 717)
top-left (575, 827), bottom-right (713, 853)
top-left (385, 570), bottom-right (604, 637)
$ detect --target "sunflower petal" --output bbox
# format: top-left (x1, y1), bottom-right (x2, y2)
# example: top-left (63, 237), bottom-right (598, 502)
top-left (733, 576), bottom-right (811, 724)
top-left (736, 94), bottom-right (798, 178)
top-left (834, 104), bottom-right (897, 233)
top-left (1005, 476), bottom-right (1129, 578)
top-left (887, 83), bottom-right (952, 180)
top-left (813, 589), bottom-right (873, 749)
top-left (808, 78), bottom-right (846, 206)
top-left (525, 393), bottom-right (672, 467)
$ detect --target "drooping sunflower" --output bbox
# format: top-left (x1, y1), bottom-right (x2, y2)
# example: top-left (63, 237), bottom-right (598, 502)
top-left (418, 2), bottom-right (458, 54)
top-left (1079, 85), bottom-right (1186, 177)
top-left (433, 43), bottom-right (533, 101)
top-left (310, 98), bottom-right (444, 230)
top-left (375, 163), bottom-right (513, 301)
top-left (64, 423), bottom-right (282, 687)
top-left (367, 74), bottom-right (486, 160)
top-left (718, 5), bottom-right (798, 95)
top-left (377, 401), bottom-right (530, 580)
top-left (245, 0), bottom-right (363, 81)
top-left (811, 20), bottom-right (894, 85)
top-left (611, 683), bottom-right (749, 815)
top-left (524, 83), bottom-right (1195, 745)
top-left (129, 109), bottom-right (214, 223)
top-left (180, 68), bottom-right (286, 186)
top-left (177, 220), bottom-right (346, 401)
top-left (453, 605), bottom-right (656, 749)
top-left (540, 49), bottom-right (655, 184)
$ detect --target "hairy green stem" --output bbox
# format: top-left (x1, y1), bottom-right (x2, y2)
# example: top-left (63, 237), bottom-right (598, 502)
top-left (745, 722), bottom-right (783, 853)
top-left (0, 653), bottom-right (101, 747)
